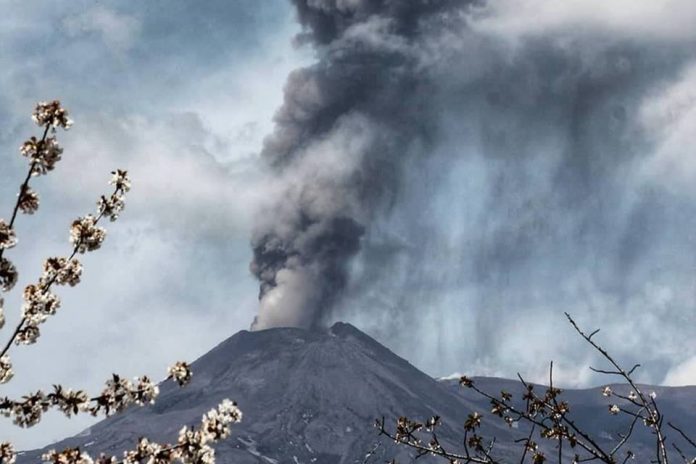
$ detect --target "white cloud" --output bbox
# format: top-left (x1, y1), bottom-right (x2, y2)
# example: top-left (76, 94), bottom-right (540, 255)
top-left (475, 0), bottom-right (696, 41)
top-left (62, 6), bottom-right (141, 54)
top-left (638, 63), bottom-right (696, 195)
top-left (663, 356), bottom-right (696, 386)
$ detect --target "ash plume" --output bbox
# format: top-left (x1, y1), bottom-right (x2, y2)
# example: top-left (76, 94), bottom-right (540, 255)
top-left (250, 0), bottom-right (463, 329)
top-left (251, 0), bottom-right (696, 383)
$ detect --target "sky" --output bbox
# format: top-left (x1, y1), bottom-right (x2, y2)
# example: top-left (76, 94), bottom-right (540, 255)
top-left (2, 0), bottom-right (696, 450)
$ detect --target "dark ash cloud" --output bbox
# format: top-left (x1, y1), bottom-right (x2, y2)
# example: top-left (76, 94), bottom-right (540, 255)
top-left (251, 0), bottom-right (696, 385)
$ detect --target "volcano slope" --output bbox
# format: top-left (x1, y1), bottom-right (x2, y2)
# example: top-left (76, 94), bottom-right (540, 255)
top-left (18, 323), bottom-right (696, 463)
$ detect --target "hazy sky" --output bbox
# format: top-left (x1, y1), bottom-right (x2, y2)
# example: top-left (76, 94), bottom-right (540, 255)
top-left (2, 0), bottom-right (696, 450)
top-left (0, 0), bottom-right (307, 449)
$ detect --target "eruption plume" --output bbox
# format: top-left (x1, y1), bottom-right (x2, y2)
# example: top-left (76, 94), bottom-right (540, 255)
top-left (250, 0), bottom-right (463, 329)
top-left (251, 0), bottom-right (696, 382)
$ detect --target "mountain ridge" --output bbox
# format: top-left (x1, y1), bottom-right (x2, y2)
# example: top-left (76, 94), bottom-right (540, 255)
top-left (17, 322), bottom-right (696, 463)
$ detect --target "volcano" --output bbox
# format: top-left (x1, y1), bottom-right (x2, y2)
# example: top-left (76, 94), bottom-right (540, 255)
top-left (18, 323), bottom-right (696, 463)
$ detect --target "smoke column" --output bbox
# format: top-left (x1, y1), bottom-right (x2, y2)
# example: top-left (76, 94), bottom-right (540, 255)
top-left (250, 0), bottom-right (463, 329)
top-left (251, 0), bottom-right (696, 386)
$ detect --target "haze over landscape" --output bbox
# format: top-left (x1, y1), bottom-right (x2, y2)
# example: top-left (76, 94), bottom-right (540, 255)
top-left (1, 0), bottom-right (696, 452)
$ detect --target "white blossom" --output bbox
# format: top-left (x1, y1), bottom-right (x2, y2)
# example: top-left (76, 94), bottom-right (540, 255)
top-left (97, 194), bottom-right (125, 222)
top-left (0, 258), bottom-right (17, 292)
top-left (0, 220), bottom-right (17, 250)
top-left (15, 324), bottom-right (40, 345)
top-left (32, 101), bottom-right (72, 129)
top-left (17, 188), bottom-right (40, 214)
top-left (109, 169), bottom-right (131, 193)
top-left (21, 137), bottom-right (63, 176)
top-left (43, 448), bottom-right (92, 464)
top-left (0, 442), bottom-right (16, 464)
top-left (42, 257), bottom-right (82, 287)
top-left (22, 284), bottom-right (61, 325)
top-left (0, 355), bottom-right (13, 384)
top-left (70, 215), bottom-right (106, 253)
top-left (168, 361), bottom-right (193, 386)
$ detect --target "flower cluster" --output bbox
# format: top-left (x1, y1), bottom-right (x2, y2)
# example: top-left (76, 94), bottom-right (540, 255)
top-left (0, 442), bottom-right (15, 464)
top-left (199, 399), bottom-right (243, 442)
top-left (168, 361), bottom-right (193, 386)
top-left (41, 399), bottom-right (241, 464)
top-left (0, 373), bottom-right (164, 428)
top-left (0, 220), bottom-right (17, 251)
top-left (97, 194), bottom-right (125, 222)
top-left (97, 170), bottom-right (130, 222)
top-left (5, 390), bottom-right (47, 427)
top-left (42, 257), bottom-right (83, 287)
top-left (43, 449), bottom-right (92, 464)
top-left (21, 284), bottom-right (61, 328)
top-left (32, 100), bottom-right (72, 129)
top-left (20, 137), bottom-right (64, 176)
top-left (17, 187), bottom-right (40, 214)
top-left (0, 259), bottom-right (18, 292)
top-left (91, 374), bottom-right (160, 416)
top-left (110, 169), bottom-right (131, 193)
top-left (70, 215), bottom-right (107, 253)
top-left (15, 324), bottom-right (40, 346)
top-left (0, 355), bottom-right (13, 384)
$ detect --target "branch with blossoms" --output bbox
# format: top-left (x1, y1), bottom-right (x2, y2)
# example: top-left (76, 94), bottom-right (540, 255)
top-left (41, 399), bottom-right (242, 464)
top-left (0, 101), bottom-right (241, 464)
top-left (380, 314), bottom-right (695, 464)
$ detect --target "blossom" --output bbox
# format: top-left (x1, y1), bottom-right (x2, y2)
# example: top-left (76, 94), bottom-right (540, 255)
top-left (12, 391), bottom-right (48, 427)
top-left (177, 427), bottom-right (215, 464)
top-left (48, 386), bottom-right (89, 418)
top-left (32, 101), bottom-right (72, 129)
top-left (0, 220), bottom-right (17, 250)
top-left (21, 137), bottom-right (63, 176)
top-left (200, 399), bottom-right (242, 442)
top-left (93, 375), bottom-right (135, 416)
top-left (601, 386), bottom-right (612, 397)
top-left (42, 448), bottom-right (92, 464)
top-left (15, 323), bottom-right (40, 345)
top-left (70, 215), bottom-right (106, 253)
top-left (97, 194), bottom-right (125, 222)
top-left (22, 284), bottom-right (61, 325)
top-left (132, 376), bottom-right (160, 405)
top-left (0, 442), bottom-right (16, 464)
top-left (0, 355), bottom-right (13, 384)
top-left (18, 188), bottom-right (40, 214)
top-left (168, 361), bottom-right (193, 386)
top-left (123, 438), bottom-right (163, 464)
top-left (109, 169), bottom-right (131, 193)
top-left (628, 391), bottom-right (637, 401)
top-left (649, 391), bottom-right (657, 400)
top-left (464, 412), bottom-right (483, 431)
top-left (42, 257), bottom-right (82, 287)
top-left (608, 404), bottom-right (620, 415)
top-left (0, 258), bottom-right (18, 292)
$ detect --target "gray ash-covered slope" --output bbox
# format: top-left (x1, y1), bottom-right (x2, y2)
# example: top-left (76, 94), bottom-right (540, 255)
top-left (20, 324), bottom-right (696, 463)
top-left (20, 323), bottom-right (512, 463)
